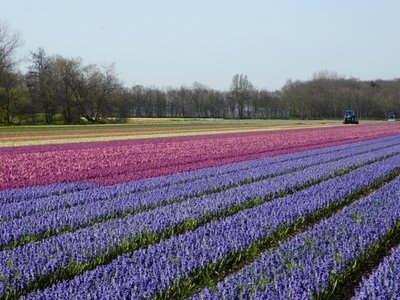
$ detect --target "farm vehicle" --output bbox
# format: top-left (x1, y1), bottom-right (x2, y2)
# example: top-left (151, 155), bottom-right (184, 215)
top-left (388, 112), bottom-right (396, 121)
top-left (343, 109), bottom-right (359, 124)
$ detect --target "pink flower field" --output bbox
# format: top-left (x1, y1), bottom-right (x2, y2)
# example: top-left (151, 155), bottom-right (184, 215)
top-left (1, 123), bottom-right (399, 190)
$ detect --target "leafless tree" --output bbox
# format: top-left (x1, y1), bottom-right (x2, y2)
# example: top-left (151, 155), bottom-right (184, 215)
top-left (229, 74), bottom-right (254, 118)
top-left (0, 21), bottom-right (22, 77)
top-left (0, 21), bottom-right (23, 123)
top-left (26, 48), bottom-right (57, 123)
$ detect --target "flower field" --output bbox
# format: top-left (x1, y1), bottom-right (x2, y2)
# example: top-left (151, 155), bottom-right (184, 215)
top-left (1, 123), bottom-right (400, 299)
top-left (1, 123), bottom-right (400, 190)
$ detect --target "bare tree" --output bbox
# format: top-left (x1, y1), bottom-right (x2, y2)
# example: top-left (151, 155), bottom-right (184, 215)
top-left (0, 21), bottom-right (22, 76)
top-left (26, 48), bottom-right (57, 123)
top-left (0, 21), bottom-right (23, 123)
top-left (229, 74), bottom-right (253, 118)
top-left (49, 56), bottom-right (83, 124)
top-left (77, 63), bottom-right (119, 122)
top-left (153, 88), bottom-right (166, 118)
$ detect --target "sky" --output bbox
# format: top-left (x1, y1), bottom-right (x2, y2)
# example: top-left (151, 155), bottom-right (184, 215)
top-left (2, 0), bottom-right (400, 91)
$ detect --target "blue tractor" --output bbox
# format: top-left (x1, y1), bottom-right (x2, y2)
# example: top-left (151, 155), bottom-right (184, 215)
top-left (343, 109), bottom-right (359, 124)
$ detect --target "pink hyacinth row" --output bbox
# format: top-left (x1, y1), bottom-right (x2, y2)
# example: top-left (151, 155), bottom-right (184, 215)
top-left (1, 124), bottom-right (399, 190)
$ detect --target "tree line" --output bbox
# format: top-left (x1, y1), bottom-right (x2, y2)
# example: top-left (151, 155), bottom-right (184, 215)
top-left (1, 22), bottom-right (399, 124)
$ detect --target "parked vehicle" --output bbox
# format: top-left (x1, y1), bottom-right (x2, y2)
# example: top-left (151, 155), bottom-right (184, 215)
top-left (343, 109), bottom-right (359, 124)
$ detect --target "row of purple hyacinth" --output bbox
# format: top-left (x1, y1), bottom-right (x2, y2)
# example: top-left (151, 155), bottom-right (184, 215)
top-left (15, 155), bottom-right (400, 299)
top-left (2, 152), bottom-right (396, 296)
top-left (1, 141), bottom-right (400, 250)
top-left (2, 137), bottom-right (400, 223)
top-left (1, 135), bottom-right (398, 206)
top-left (0, 182), bottom-right (96, 205)
top-left (191, 173), bottom-right (400, 299)
top-left (354, 243), bottom-right (400, 298)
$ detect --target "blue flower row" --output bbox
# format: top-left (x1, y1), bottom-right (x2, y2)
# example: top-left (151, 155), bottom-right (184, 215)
top-left (2, 135), bottom-right (398, 224)
top-left (16, 155), bottom-right (400, 299)
top-left (192, 174), bottom-right (400, 299)
top-left (2, 143), bottom-right (395, 295)
top-left (354, 241), bottom-right (400, 298)
top-left (2, 140), bottom-right (398, 251)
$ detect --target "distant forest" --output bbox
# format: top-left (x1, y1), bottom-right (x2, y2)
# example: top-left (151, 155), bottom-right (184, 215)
top-left (1, 22), bottom-right (399, 124)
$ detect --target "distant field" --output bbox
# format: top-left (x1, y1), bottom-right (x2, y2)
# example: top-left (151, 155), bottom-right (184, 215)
top-left (0, 118), bottom-right (376, 147)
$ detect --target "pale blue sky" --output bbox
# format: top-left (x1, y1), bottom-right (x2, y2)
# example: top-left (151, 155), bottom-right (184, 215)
top-left (2, 0), bottom-right (400, 90)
